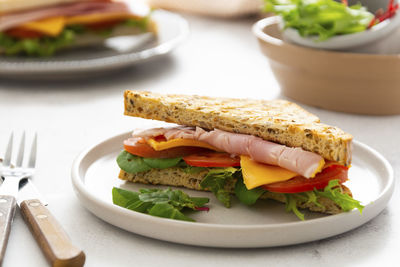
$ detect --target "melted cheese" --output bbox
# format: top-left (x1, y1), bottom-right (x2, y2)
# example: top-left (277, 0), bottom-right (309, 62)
top-left (18, 17), bottom-right (65, 36)
top-left (147, 138), bottom-right (219, 151)
top-left (240, 155), bottom-right (298, 190)
top-left (14, 13), bottom-right (138, 37)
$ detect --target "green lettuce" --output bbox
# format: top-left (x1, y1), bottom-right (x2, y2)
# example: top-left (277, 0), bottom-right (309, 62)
top-left (200, 167), bottom-right (238, 208)
top-left (0, 29), bottom-right (76, 56)
top-left (116, 150), bottom-right (182, 174)
top-left (264, 0), bottom-right (374, 40)
top-left (233, 177), bottom-right (364, 220)
top-left (0, 17), bottom-right (151, 56)
top-left (314, 179), bottom-right (364, 212)
top-left (234, 176), bottom-right (265, 205)
top-left (112, 187), bottom-right (209, 222)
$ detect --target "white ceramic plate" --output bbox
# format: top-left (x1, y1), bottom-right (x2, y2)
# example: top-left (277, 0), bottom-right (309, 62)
top-left (0, 10), bottom-right (189, 79)
top-left (71, 132), bottom-right (394, 248)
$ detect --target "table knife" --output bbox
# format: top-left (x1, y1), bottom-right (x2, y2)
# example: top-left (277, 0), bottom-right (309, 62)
top-left (18, 178), bottom-right (86, 267)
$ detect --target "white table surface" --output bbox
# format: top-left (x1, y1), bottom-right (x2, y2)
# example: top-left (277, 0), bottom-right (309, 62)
top-left (0, 13), bottom-right (398, 267)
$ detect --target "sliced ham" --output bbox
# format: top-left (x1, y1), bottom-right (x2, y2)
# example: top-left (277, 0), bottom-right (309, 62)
top-left (131, 126), bottom-right (325, 178)
top-left (0, 1), bottom-right (131, 32)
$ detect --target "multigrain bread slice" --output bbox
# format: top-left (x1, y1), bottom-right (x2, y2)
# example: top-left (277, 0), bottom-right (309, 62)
top-left (124, 90), bottom-right (353, 166)
top-left (119, 169), bottom-right (349, 214)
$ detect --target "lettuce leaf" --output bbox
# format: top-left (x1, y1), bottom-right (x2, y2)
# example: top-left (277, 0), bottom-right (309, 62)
top-left (200, 167), bottom-right (238, 208)
top-left (112, 187), bottom-right (209, 222)
top-left (116, 150), bottom-right (182, 174)
top-left (0, 29), bottom-right (76, 56)
top-left (234, 176), bottom-right (266, 205)
top-left (232, 177), bottom-right (364, 220)
top-left (0, 17), bottom-right (151, 56)
top-left (264, 0), bottom-right (374, 40)
top-left (314, 179), bottom-right (364, 213)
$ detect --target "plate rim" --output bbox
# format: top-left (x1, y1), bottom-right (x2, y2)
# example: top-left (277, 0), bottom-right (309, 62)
top-left (0, 10), bottom-right (189, 74)
top-left (71, 131), bottom-right (394, 247)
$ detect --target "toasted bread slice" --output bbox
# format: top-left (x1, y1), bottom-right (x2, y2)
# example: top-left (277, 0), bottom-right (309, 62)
top-left (124, 91), bottom-right (353, 166)
top-left (119, 168), bottom-right (350, 215)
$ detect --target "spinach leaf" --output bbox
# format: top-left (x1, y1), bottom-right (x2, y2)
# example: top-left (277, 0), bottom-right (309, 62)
top-left (148, 203), bottom-right (194, 222)
top-left (117, 151), bottom-right (152, 174)
top-left (234, 177), bottom-right (266, 205)
top-left (112, 187), bottom-right (209, 222)
top-left (200, 167), bottom-right (238, 208)
top-left (116, 151), bottom-right (183, 174)
top-left (143, 157), bottom-right (182, 169)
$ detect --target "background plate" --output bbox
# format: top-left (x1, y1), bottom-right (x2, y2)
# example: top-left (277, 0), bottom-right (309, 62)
top-left (71, 132), bottom-right (394, 248)
top-left (0, 10), bottom-right (188, 79)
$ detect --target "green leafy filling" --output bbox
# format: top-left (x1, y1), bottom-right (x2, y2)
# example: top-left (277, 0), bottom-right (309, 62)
top-left (235, 177), bottom-right (364, 220)
top-left (0, 17), bottom-right (150, 56)
top-left (116, 151), bottom-right (364, 220)
top-left (117, 150), bottom-right (182, 173)
top-left (199, 167), bottom-right (239, 208)
top-left (112, 187), bottom-right (209, 222)
top-left (264, 0), bottom-right (374, 40)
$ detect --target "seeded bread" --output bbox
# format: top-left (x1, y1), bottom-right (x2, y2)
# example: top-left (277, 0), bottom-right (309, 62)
top-left (124, 90), bottom-right (353, 165)
top-left (119, 168), bottom-right (350, 214)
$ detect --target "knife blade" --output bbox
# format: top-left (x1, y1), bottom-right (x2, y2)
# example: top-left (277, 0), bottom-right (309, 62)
top-left (18, 178), bottom-right (86, 267)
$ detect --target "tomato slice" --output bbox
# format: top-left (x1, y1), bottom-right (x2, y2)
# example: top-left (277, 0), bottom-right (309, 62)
top-left (262, 165), bottom-right (348, 193)
top-left (5, 28), bottom-right (44, 39)
top-left (183, 152), bottom-right (240, 167)
top-left (124, 139), bottom-right (211, 158)
top-left (85, 19), bottom-right (124, 31)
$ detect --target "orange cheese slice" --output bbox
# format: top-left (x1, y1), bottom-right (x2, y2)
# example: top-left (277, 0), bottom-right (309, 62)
top-left (13, 13), bottom-right (139, 37)
top-left (147, 138), bottom-right (220, 152)
top-left (18, 16), bottom-right (66, 37)
top-left (240, 155), bottom-right (298, 190)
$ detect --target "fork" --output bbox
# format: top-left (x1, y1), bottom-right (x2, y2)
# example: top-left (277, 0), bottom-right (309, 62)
top-left (0, 132), bottom-right (36, 263)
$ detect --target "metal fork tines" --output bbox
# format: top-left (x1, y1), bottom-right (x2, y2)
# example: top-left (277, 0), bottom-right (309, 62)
top-left (0, 132), bottom-right (37, 196)
top-left (0, 132), bottom-right (37, 264)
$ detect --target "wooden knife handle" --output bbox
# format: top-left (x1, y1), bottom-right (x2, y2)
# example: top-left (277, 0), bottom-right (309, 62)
top-left (20, 199), bottom-right (85, 267)
top-left (0, 195), bottom-right (16, 265)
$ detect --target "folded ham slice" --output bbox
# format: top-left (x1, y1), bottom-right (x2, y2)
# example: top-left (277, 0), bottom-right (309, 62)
top-left (131, 126), bottom-right (325, 178)
top-left (0, 1), bottom-right (132, 32)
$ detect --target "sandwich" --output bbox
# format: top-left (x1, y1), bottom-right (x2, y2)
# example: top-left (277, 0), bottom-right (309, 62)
top-left (117, 90), bottom-right (364, 220)
top-left (0, 0), bottom-right (156, 56)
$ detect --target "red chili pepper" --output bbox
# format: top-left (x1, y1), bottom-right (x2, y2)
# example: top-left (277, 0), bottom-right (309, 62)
top-left (368, 0), bottom-right (399, 29)
top-left (341, 0), bottom-right (348, 6)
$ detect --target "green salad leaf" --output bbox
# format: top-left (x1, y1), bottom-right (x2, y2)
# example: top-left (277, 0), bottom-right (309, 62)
top-left (117, 150), bottom-right (182, 174)
top-left (117, 151), bottom-right (152, 174)
top-left (232, 177), bottom-right (364, 220)
top-left (0, 16), bottom-right (151, 56)
top-left (314, 179), bottom-right (364, 213)
top-left (234, 177), bottom-right (266, 205)
top-left (264, 0), bottom-right (374, 40)
top-left (0, 28), bottom-right (76, 56)
top-left (200, 167), bottom-right (238, 208)
top-left (285, 194), bottom-right (305, 220)
top-left (112, 187), bottom-right (209, 222)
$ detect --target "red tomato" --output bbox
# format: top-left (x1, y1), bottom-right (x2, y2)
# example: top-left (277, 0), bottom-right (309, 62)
top-left (5, 28), bottom-right (43, 39)
top-left (183, 152), bottom-right (240, 167)
top-left (124, 141), bottom-right (211, 159)
top-left (262, 165), bottom-right (348, 193)
top-left (85, 19), bottom-right (124, 31)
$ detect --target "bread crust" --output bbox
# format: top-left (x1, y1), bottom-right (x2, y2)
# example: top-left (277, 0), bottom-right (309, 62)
top-left (124, 91), bottom-right (353, 166)
top-left (119, 168), bottom-right (352, 215)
